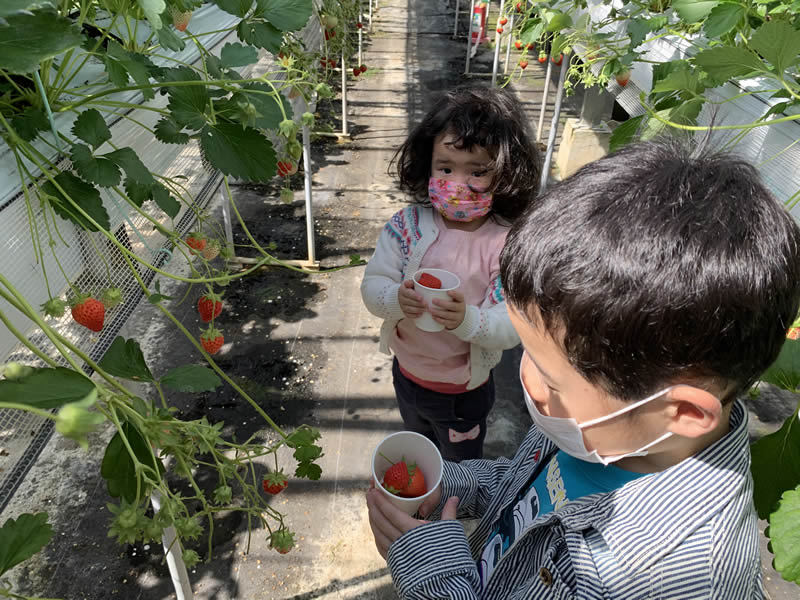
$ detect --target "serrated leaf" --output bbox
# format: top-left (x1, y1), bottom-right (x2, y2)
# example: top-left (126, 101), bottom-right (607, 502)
top-left (41, 171), bottom-right (110, 231)
top-left (293, 444), bottom-right (322, 462)
top-left (764, 102), bottom-right (791, 119)
top-left (518, 20), bottom-right (543, 46)
top-left (751, 410), bottom-right (800, 519)
top-left (767, 485), bottom-right (800, 584)
top-left (626, 18), bottom-right (651, 50)
top-left (200, 122), bottom-right (276, 182)
top-left (160, 364), bottom-right (222, 392)
top-left (154, 117), bottom-right (191, 144)
top-left (0, 366), bottom-right (95, 409)
top-left (651, 63), bottom-right (705, 95)
top-left (156, 24), bottom-right (186, 52)
top-left (98, 337), bottom-right (155, 381)
top-left (107, 41), bottom-right (154, 100)
top-left (694, 46), bottom-right (765, 85)
top-left (703, 3), bottom-right (744, 38)
top-left (0, 1), bottom-right (55, 18)
top-left (0, 513), bottom-right (53, 576)
top-left (213, 0), bottom-right (253, 17)
top-left (641, 98), bottom-right (703, 140)
top-left (72, 108), bottom-right (112, 149)
top-left (220, 42), bottom-right (259, 68)
top-left (161, 66), bottom-right (209, 130)
top-left (101, 421), bottom-right (163, 502)
top-left (609, 115), bottom-right (643, 152)
top-left (0, 9), bottom-right (85, 74)
top-left (234, 82), bottom-right (292, 131)
top-left (70, 143), bottom-right (121, 187)
top-left (285, 425), bottom-right (321, 447)
top-left (123, 177), bottom-right (151, 207)
top-left (295, 461), bottom-right (322, 480)
top-left (256, 0), bottom-right (312, 31)
top-left (751, 21), bottom-right (800, 75)
top-left (672, 0), bottom-right (719, 22)
top-left (10, 107), bottom-right (50, 141)
top-left (137, 0), bottom-right (165, 29)
top-left (105, 147), bottom-right (154, 186)
top-left (103, 54), bottom-right (129, 87)
top-left (762, 339), bottom-right (800, 391)
top-left (152, 183), bottom-right (180, 218)
top-left (236, 18), bottom-right (283, 52)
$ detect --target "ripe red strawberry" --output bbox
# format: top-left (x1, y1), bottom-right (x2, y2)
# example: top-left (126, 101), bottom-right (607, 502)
top-left (519, 59), bottom-right (529, 69)
top-left (269, 528), bottom-right (295, 554)
top-left (186, 233), bottom-right (206, 253)
top-left (788, 327), bottom-right (800, 340)
top-left (515, 2), bottom-right (522, 11)
top-left (499, 17), bottom-right (508, 25)
top-left (201, 326), bottom-right (224, 355)
top-left (382, 460), bottom-right (409, 494)
top-left (356, 22), bottom-right (363, 29)
top-left (277, 160), bottom-right (297, 177)
top-left (262, 471), bottom-right (288, 495)
top-left (353, 66), bottom-right (360, 76)
top-left (360, 64), bottom-right (368, 73)
top-left (71, 296), bottom-right (105, 332)
top-left (515, 40), bottom-right (522, 50)
top-left (526, 42), bottom-right (534, 50)
top-left (538, 52), bottom-right (547, 63)
top-left (551, 53), bottom-right (563, 65)
top-left (171, 7), bottom-right (192, 32)
top-left (197, 291), bottom-right (223, 322)
top-left (417, 273), bottom-right (442, 289)
top-left (615, 69), bottom-right (631, 87)
top-left (328, 58), bottom-right (337, 68)
top-left (399, 463), bottom-right (427, 498)
top-left (496, 26), bottom-right (503, 34)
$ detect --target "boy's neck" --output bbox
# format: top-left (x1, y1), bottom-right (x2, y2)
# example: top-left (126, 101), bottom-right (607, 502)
top-left (612, 402), bottom-right (734, 474)
top-left (441, 214), bottom-right (489, 232)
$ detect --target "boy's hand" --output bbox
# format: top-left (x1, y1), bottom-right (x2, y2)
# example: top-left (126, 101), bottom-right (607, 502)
top-left (398, 280), bottom-right (425, 319)
top-left (431, 290), bottom-right (466, 330)
top-left (366, 485), bottom-right (459, 559)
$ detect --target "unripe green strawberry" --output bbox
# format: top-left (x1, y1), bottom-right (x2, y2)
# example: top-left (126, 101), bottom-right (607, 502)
top-left (2, 362), bottom-right (35, 381)
top-left (269, 528), bottom-right (295, 554)
top-left (101, 287), bottom-right (124, 308)
top-left (55, 389), bottom-right (105, 449)
top-left (280, 187), bottom-right (294, 204)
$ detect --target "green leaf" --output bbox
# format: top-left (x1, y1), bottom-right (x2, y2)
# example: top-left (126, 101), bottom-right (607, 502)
top-left (152, 183), bottom-right (180, 218)
top-left (519, 20), bottom-right (543, 46)
top-left (123, 178), bottom-right (151, 207)
top-left (234, 82), bottom-right (292, 131)
top-left (161, 67), bottom-right (209, 130)
top-left (72, 108), bottom-right (112, 150)
top-left (137, 0), bottom-right (165, 29)
top-left (0, 9), bottom-right (85, 74)
top-left (293, 444), bottom-right (322, 462)
top-left (0, 513), bottom-right (53, 577)
top-left (213, 0), bottom-right (254, 17)
top-left (0, 1), bottom-right (55, 18)
top-left (256, 0), bottom-right (313, 31)
top-left (551, 34), bottom-right (569, 57)
top-left (237, 18), bottom-right (283, 52)
top-left (295, 461), bottom-right (322, 480)
top-left (105, 147), bottom-right (154, 185)
top-left (751, 411), bottom-right (800, 519)
top-left (101, 421), bottom-right (163, 502)
top-left (98, 337), bottom-right (155, 381)
top-left (672, 0), bottom-right (719, 22)
top-left (626, 18), bottom-right (651, 50)
top-left (762, 339), bottom-right (800, 392)
top-left (751, 21), bottom-right (800, 75)
top-left (641, 98), bottom-right (703, 140)
top-left (651, 62), bottom-right (705, 95)
top-left (767, 485), bottom-right (800, 584)
top-left (0, 366), bottom-right (95, 410)
top-left (609, 115), bottom-right (644, 152)
top-left (106, 42), bottom-right (155, 100)
top-left (693, 46), bottom-right (765, 84)
top-left (70, 143), bottom-right (121, 187)
top-left (703, 3), bottom-right (745, 38)
top-left (10, 107), bottom-right (50, 142)
top-left (285, 425), bottom-right (321, 447)
top-left (42, 171), bottom-right (110, 231)
top-left (156, 24), bottom-right (186, 52)
top-left (103, 54), bottom-right (129, 88)
top-left (154, 117), bottom-right (191, 144)
top-left (199, 122), bottom-right (276, 182)
top-left (160, 365), bottom-right (222, 392)
top-left (220, 42), bottom-right (259, 68)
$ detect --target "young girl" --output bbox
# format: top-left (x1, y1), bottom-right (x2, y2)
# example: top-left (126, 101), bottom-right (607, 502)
top-left (360, 85), bottom-right (542, 461)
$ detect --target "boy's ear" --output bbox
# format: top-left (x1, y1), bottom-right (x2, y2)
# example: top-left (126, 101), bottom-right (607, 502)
top-left (665, 385), bottom-right (724, 438)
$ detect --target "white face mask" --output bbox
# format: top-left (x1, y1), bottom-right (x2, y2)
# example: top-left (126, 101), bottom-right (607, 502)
top-left (520, 366), bottom-right (674, 466)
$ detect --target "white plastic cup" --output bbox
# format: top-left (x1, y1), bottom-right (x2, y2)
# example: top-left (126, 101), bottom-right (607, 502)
top-left (412, 268), bottom-right (461, 332)
top-left (371, 431), bottom-right (444, 516)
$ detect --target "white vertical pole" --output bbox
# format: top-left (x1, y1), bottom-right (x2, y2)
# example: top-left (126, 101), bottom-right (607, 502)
top-left (491, 0), bottom-right (506, 86)
top-left (341, 49), bottom-right (348, 136)
top-left (220, 184), bottom-right (234, 256)
top-left (454, 0), bottom-right (460, 37)
top-left (465, 0), bottom-right (476, 74)
top-left (358, 0), bottom-right (363, 66)
top-left (368, 0), bottom-right (373, 31)
top-left (151, 490), bottom-right (193, 600)
top-left (302, 122), bottom-right (316, 264)
top-left (539, 53), bottom-right (570, 195)
top-left (536, 58), bottom-right (553, 142)
top-left (503, 14), bottom-right (514, 74)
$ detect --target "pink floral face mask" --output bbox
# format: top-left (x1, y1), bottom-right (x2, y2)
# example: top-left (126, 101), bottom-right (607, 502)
top-left (428, 177), bottom-right (493, 222)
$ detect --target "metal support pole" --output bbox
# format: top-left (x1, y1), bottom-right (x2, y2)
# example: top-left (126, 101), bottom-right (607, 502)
top-left (302, 123), bottom-right (317, 265)
top-left (220, 184), bottom-right (235, 257)
top-left (491, 0), bottom-right (506, 87)
top-left (536, 58), bottom-right (553, 142)
top-left (493, 0), bottom-right (504, 45)
top-left (503, 14), bottom-right (514, 74)
top-left (453, 0), bottom-right (460, 37)
top-left (539, 53), bottom-right (570, 195)
top-left (151, 490), bottom-right (193, 600)
top-left (465, 0), bottom-right (476, 74)
top-left (368, 0), bottom-right (373, 32)
top-left (340, 49), bottom-right (348, 136)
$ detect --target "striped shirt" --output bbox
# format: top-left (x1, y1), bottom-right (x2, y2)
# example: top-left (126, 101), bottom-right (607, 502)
top-left (387, 400), bottom-right (763, 599)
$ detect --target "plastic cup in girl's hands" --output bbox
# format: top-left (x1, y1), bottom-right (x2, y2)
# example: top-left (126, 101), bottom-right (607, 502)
top-left (371, 431), bottom-right (443, 516)
top-left (412, 269), bottom-right (460, 332)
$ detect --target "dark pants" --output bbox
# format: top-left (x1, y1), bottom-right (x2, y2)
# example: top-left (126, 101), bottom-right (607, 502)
top-left (392, 358), bottom-right (495, 462)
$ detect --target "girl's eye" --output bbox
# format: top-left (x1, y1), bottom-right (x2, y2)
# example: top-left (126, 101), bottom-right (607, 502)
top-left (440, 168), bottom-right (452, 174)
top-left (472, 170), bottom-right (489, 178)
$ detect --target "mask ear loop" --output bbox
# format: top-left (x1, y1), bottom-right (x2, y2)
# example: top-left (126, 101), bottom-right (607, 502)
top-left (578, 386), bottom-right (677, 430)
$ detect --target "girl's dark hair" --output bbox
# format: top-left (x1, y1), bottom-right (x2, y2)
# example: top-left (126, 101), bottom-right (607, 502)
top-left (500, 138), bottom-right (800, 403)
top-left (391, 85), bottom-right (541, 221)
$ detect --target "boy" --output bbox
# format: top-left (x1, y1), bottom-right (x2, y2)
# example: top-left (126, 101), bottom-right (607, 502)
top-left (366, 138), bottom-right (800, 598)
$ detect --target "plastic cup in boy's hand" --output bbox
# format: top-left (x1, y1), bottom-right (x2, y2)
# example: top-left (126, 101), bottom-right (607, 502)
top-left (412, 269), bottom-right (461, 332)
top-left (371, 431), bottom-right (443, 516)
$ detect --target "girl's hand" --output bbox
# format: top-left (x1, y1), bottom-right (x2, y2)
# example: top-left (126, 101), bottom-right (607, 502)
top-left (398, 280), bottom-right (425, 319)
top-left (431, 290), bottom-right (467, 330)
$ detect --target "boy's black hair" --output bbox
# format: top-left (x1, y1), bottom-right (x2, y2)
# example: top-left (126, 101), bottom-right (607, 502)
top-left (391, 85), bottom-right (541, 221)
top-left (500, 138), bottom-right (800, 403)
